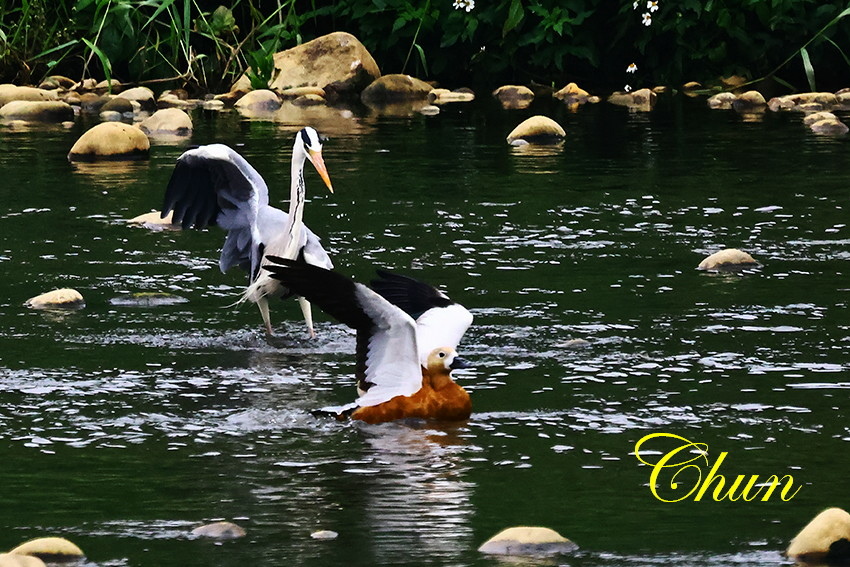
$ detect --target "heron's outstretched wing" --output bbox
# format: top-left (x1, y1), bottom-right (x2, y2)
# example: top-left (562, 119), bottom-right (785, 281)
top-left (264, 258), bottom-right (422, 407)
top-left (370, 270), bottom-right (473, 365)
top-left (162, 144), bottom-right (275, 275)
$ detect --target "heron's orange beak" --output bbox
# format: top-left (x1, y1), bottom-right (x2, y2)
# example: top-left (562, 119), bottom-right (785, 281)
top-left (308, 149), bottom-right (334, 194)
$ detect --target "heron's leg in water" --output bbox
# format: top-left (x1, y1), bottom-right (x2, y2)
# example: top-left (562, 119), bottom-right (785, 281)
top-left (298, 296), bottom-right (316, 339)
top-left (257, 296), bottom-right (274, 335)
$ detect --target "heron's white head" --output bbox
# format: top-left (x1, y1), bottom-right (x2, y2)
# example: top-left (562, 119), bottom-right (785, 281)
top-left (296, 127), bottom-right (334, 194)
top-left (426, 347), bottom-right (471, 376)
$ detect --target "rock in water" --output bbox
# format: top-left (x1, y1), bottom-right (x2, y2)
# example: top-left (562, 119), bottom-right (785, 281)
top-left (138, 108), bottom-right (193, 137)
top-left (234, 89), bottom-right (281, 112)
top-left (506, 116), bottom-right (565, 145)
top-left (7, 537), bottom-right (84, 561)
top-left (478, 526), bottom-right (578, 556)
top-left (191, 521), bottom-right (247, 540)
top-left (25, 289), bottom-right (85, 309)
top-left (0, 101), bottom-right (74, 122)
top-left (0, 554), bottom-right (46, 567)
top-left (361, 74), bottom-right (433, 105)
top-left (697, 248), bottom-right (759, 271)
top-left (787, 508), bottom-right (850, 563)
top-left (67, 122), bottom-right (150, 161)
top-left (492, 85), bottom-right (534, 109)
top-left (0, 84), bottom-right (57, 107)
top-left (117, 86), bottom-right (156, 111)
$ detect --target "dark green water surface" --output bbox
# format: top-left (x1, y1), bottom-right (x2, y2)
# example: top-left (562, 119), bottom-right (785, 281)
top-left (0, 95), bottom-right (848, 567)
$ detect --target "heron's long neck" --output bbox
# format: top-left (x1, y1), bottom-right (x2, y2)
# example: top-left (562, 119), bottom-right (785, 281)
top-left (283, 148), bottom-right (307, 258)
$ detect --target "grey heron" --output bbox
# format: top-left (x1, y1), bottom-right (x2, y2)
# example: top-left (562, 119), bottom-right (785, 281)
top-left (263, 257), bottom-right (474, 423)
top-left (161, 127), bottom-right (334, 336)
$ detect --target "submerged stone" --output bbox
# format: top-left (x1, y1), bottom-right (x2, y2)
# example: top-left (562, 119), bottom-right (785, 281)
top-left (478, 526), bottom-right (578, 556)
top-left (810, 118), bottom-right (849, 136)
top-left (787, 507), bottom-right (850, 563)
top-left (127, 210), bottom-right (178, 229)
top-left (191, 521), bottom-right (247, 540)
top-left (492, 85), bottom-right (534, 109)
top-left (108, 292), bottom-right (188, 307)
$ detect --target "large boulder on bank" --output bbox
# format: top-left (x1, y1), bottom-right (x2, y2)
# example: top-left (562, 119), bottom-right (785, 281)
top-left (697, 248), bottom-right (759, 271)
top-left (492, 85), bottom-right (534, 109)
top-left (68, 122), bottom-right (150, 161)
top-left (478, 527), bottom-right (578, 556)
top-left (0, 100), bottom-right (74, 122)
top-left (0, 85), bottom-right (57, 107)
top-left (787, 508), bottom-right (850, 563)
top-left (138, 108), bottom-right (192, 137)
top-left (233, 32), bottom-right (380, 97)
top-left (361, 74), bottom-right (433, 105)
top-left (8, 537), bottom-right (84, 561)
top-left (506, 115), bottom-right (565, 146)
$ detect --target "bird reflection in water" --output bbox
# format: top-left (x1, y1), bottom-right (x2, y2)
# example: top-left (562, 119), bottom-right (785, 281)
top-left (352, 422), bottom-right (476, 564)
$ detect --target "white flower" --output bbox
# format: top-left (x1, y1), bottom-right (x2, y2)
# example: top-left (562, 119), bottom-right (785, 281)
top-left (627, 63), bottom-right (638, 73)
top-left (647, 1), bottom-right (659, 12)
top-left (642, 12), bottom-right (652, 26)
top-left (453, 0), bottom-right (475, 11)
top-left (633, 1), bottom-right (639, 9)
top-left (625, 85), bottom-right (633, 93)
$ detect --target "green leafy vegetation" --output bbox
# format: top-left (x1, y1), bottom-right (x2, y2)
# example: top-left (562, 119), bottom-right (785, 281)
top-left (1, 0), bottom-right (849, 92)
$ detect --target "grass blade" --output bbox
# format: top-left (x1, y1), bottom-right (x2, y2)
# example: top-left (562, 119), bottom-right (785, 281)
top-left (82, 37), bottom-right (113, 88)
top-left (800, 47), bottom-right (816, 91)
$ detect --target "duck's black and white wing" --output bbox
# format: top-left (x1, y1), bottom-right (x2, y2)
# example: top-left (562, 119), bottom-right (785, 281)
top-left (264, 258), bottom-right (422, 406)
top-left (162, 144), bottom-right (273, 277)
top-left (370, 270), bottom-right (473, 365)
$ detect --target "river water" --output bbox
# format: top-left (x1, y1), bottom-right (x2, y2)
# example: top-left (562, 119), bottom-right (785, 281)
top-left (0, 93), bottom-right (848, 566)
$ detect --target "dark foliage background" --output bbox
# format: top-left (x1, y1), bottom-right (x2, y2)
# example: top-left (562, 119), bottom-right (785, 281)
top-left (1, 0), bottom-right (849, 92)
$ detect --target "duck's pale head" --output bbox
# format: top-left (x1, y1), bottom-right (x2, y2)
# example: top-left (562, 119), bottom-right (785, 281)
top-left (426, 347), bottom-right (471, 375)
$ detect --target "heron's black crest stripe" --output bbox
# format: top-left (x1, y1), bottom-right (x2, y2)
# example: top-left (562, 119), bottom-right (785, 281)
top-left (300, 128), bottom-right (311, 148)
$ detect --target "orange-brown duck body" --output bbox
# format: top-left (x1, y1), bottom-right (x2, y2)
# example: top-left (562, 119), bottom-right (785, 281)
top-left (351, 349), bottom-right (472, 424)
